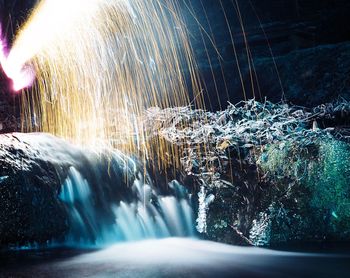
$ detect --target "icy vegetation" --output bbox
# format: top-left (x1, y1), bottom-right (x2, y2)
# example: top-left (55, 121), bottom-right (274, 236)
top-left (145, 99), bottom-right (350, 245)
top-left (145, 98), bottom-right (350, 186)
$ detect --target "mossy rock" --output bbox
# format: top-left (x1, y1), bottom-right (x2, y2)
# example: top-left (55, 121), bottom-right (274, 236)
top-left (255, 138), bottom-right (350, 246)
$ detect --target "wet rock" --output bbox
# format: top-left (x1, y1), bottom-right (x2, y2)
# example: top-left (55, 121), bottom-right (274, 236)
top-left (254, 139), bottom-right (350, 246)
top-left (0, 134), bottom-right (67, 246)
top-left (202, 138), bottom-right (350, 247)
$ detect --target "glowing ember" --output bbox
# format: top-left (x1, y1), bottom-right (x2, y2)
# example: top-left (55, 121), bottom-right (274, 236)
top-left (0, 27), bottom-right (35, 91)
top-left (2, 62), bottom-right (35, 92)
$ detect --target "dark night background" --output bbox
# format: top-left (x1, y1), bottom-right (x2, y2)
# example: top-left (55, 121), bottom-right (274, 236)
top-left (1, 0), bottom-right (350, 131)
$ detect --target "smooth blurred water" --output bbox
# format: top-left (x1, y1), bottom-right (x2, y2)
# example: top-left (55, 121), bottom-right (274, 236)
top-left (58, 166), bottom-right (195, 247)
top-left (8, 133), bottom-right (195, 248)
top-left (1, 238), bottom-right (349, 278)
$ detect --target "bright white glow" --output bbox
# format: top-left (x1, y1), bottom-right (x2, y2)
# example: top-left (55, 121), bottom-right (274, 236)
top-left (7, 0), bottom-right (97, 68)
top-left (0, 28), bottom-right (35, 91)
top-left (1, 0), bottom-right (99, 91)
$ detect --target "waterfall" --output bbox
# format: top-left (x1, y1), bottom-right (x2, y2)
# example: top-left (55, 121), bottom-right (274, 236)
top-left (0, 133), bottom-right (195, 248)
top-left (57, 154), bottom-right (195, 247)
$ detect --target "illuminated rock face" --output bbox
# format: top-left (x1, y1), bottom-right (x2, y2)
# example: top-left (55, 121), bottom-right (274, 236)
top-left (149, 100), bottom-right (350, 246)
top-left (204, 138), bottom-right (350, 247)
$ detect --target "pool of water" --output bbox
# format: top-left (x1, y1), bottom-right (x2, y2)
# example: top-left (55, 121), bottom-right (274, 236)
top-left (1, 238), bottom-right (349, 278)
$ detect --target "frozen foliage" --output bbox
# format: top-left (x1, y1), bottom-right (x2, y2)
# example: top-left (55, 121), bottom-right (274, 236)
top-left (145, 99), bottom-right (350, 244)
top-left (145, 98), bottom-right (349, 186)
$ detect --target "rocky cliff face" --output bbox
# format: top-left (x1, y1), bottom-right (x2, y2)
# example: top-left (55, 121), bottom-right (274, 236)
top-left (180, 0), bottom-right (350, 108)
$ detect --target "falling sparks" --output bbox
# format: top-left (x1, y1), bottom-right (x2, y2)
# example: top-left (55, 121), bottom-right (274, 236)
top-left (5, 0), bottom-right (204, 166)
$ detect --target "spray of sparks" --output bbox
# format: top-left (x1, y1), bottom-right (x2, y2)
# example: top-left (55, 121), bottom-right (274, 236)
top-left (1, 0), bottom-right (204, 169)
top-left (2, 0), bottom-right (278, 172)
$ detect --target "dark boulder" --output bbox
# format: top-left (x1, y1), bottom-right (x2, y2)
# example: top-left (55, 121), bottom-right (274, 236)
top-left (0, 134), bottom-right (67, 246)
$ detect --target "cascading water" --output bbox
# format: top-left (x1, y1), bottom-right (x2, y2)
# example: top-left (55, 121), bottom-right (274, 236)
top-left (55, 152), bottom-right (194, 247)
top-left (58, 166), bottom-right (195, 247)
top-left (0, 133), bottom-right (195, 248)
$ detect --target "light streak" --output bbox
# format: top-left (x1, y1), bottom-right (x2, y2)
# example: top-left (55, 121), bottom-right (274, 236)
top-left (0, 26), bottom-right (34, 91)
top-left (6, 0), bottom-right (204, 167)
